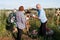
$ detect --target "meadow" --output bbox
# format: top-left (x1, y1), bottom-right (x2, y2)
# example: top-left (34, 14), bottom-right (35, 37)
top-left (0, 8), bottom-right (60, 40)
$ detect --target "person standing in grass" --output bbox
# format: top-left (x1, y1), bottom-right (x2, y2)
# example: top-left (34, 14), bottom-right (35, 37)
top-left (16, 6), bottom-right (26, 40)
top-left (33, 4), bottom-right (47, 37)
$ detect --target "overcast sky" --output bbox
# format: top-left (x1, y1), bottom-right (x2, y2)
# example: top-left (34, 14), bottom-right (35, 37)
top-left (0, 0), bottom-right (60, 9)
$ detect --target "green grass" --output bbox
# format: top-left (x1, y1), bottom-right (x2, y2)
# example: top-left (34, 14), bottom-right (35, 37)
top-left (0, 10), bottom-right (60, 40)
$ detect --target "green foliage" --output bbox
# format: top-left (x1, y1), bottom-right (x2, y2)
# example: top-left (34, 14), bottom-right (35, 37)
top-left (0, 9), bottom-right (60, 40)
top-left (0, 10), bottom-right (12, 37)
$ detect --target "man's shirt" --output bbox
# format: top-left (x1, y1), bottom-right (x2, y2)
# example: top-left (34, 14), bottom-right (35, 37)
top-left (37, 8), bottom-right (47, 23)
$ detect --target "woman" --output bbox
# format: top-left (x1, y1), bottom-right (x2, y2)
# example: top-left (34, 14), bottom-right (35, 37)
top-left (16, 6), bottom-right (26, 40)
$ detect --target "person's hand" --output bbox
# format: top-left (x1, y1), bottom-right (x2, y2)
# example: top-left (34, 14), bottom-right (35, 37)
top-left (33, 14), bottom-right (36, 18)
top-left (33, 15), bottom-right (38, 19)
top-left (32, 14), bottom-right (37, 18)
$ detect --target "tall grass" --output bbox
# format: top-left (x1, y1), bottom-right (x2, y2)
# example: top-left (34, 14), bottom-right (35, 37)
top-left (0, 9), bottom-right (60, 40)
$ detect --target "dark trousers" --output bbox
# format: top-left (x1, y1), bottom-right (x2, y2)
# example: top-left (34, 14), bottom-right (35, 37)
top-left (38, 21), bottom-right (47, 36)
top-left (17, 27), bottom-right (22, 40)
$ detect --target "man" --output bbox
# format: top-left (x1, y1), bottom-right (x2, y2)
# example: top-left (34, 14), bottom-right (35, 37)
top-left (34, 4), bottom-right (47, 37)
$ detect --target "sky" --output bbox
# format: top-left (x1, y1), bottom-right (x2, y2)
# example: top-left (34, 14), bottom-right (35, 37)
top-left (0, 0), bottom-right (60, 9)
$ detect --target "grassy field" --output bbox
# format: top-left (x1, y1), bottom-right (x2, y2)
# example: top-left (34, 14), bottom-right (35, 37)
top-left (0, 9), bottom-right (60, 40)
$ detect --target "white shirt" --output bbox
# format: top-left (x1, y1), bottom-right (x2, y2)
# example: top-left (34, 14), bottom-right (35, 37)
top-left (38, 8), bottom-right (47, 23)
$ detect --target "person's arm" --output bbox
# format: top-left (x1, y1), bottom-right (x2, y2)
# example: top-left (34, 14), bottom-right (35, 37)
top-left (32, 14), bottom-right (39, 19)
top-left (34, 16), bottom-right (39, 19)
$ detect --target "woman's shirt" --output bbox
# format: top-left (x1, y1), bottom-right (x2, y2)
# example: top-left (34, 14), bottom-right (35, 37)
top-left (16, 11), bottom-right (26, 29)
